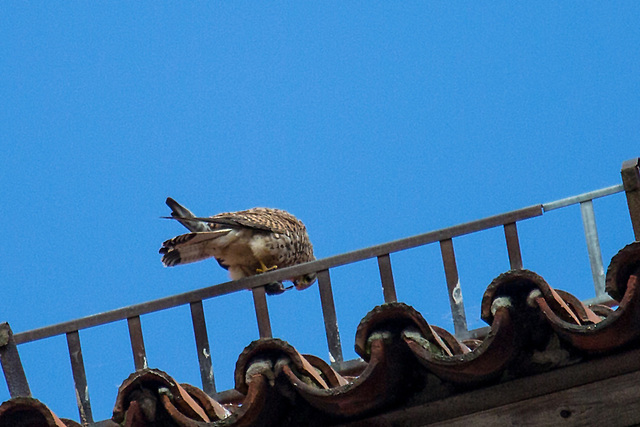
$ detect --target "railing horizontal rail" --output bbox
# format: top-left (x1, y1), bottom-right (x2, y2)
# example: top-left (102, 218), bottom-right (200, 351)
top-left (542, 184), bottom-right (624, 212)
top-left (13, 204), bottom-right (543, 345)
top-left (305, 204), bottom-right (543, 271)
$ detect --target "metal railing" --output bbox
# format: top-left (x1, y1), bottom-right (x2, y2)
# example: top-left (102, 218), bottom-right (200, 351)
top-left (2, 158), bottom-right (639, 425)
top-left (542, 183), bottom-right (623, 304)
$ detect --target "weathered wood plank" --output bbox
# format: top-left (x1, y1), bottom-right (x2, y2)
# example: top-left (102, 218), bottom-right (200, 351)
top-left (341, 347), bottom-right (640, 427)
top-left (431, 369), bottom-right (640, 426)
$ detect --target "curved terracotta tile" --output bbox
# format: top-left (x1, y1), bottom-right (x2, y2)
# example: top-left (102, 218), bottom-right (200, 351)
top-left (276, 303), bottom-right (475, 418)
top-left (159, 394), bottom-right (211, 427)
top-left (0, 397), bottom-right (75, 427)
top-left (354, 302), bottom-right (451, 359)
top-left (234, 338), bottom-right (330, 395)
top-left (554, 289), bottom-right (602, 324)
top-left (403, 306), bottom-right (517, 384)
top-left (157, 374), bottom-right (273, 427)
top-left (180, 383), bottom-right (231, 421)
top-left (529, 243), bottom-right (640, 353)
top-left (112, 368), bottom-right (210, 425)
top-left (278, 335), bottom-right (415, 418)
top-left (223, 375), bottom-right (273, 427)
top-left (482, 269), bottom-right (580, 325)
top-left (122, 400), bottom-right (149, 427)
top-left (535, 274), bottom-right (640, 353)
top-left (430, 325), bottom-right (471, 355)
top-left (301, 354), bottom-right (349, 387)
top-left (605, 241), bottom-right (640, 301)
top-left (590, 304), bottom-right (615, 318)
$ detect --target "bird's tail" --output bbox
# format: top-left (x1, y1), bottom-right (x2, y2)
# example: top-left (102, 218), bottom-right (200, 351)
top-left (165, 197), bottom-right (210, 232)
top-left (159, 230), bottom-right (231, 267)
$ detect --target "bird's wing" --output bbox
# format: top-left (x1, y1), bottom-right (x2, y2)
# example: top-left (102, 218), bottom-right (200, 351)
top-left (171, 209), bottom-right (291, 234)
top-left (165, 197), bottom-right (210, 232)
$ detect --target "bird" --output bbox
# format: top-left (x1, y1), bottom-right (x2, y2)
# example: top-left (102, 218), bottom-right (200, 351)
top-left (159, 197), bottom-right (317, 295)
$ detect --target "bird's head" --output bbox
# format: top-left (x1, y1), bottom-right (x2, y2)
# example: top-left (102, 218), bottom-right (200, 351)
top-left (293, 272), bottom-right (317, 291)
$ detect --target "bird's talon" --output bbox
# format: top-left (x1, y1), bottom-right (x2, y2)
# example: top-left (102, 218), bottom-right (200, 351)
top-left (257, 261), bottom-right (278, 274)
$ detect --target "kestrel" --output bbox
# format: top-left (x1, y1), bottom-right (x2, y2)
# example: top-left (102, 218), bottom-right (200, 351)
top-left (159, 198), bottom-right (317, 295)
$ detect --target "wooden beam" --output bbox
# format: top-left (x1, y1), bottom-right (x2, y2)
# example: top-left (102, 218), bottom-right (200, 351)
top-left (341, 347), bottom-right (640, 426)
top-left (622, 158), bottom-right (640, 240)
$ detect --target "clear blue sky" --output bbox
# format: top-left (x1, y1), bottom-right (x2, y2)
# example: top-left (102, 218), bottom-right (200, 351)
top-left (2, 2), bottom-right (639, 422)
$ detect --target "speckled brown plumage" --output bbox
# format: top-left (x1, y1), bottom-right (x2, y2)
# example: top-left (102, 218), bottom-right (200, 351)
top-left (159, 198), bottom-right (316, 294)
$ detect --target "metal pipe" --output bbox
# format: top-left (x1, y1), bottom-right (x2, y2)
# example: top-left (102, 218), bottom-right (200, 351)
top-left (542, 184), bottom-right (624, 212)
top-left (580, 200), bottom-right (606, 296)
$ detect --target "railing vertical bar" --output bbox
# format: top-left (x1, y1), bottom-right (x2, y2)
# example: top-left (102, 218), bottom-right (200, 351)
top-left (580, 200), bottom-right (606, 296)
top-left (190, 300), bottom-right (216, 396)
top-left (0, 323), bottom-right (31, 398)
top-left (377, 254), bottom-right (398, 303)
top-left (127, 316), bottom-right (148, 370)
top-left (317, 269), bottom-right (344, 364)
top-left (503, 222), bottom-right (523, 270)
top-left (621, 158), bottom-right (640, 240)
top-left (252, 287), bottom-right (272, 338)
top-left (66, 330), bottom-right (93, 425)
top-left (439, 239), bottom-right (469, 339)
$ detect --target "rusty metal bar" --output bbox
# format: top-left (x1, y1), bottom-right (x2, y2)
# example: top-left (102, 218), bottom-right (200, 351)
top-left (503, 222), bottom-right (523, 270)
top-left (317, 269), bottom-right (343, 364)
top-left (377, 254), bottom-right (398, 303)
top-left (439, 239), bottom-right (469, 339)
top-left (621, 158), bottom-right (640, 240)
top-left (580, 200), bottom-right (606, 296)
top-left (252, 287), bottom-right (272, 338)
top-left (127, 316), bottom-right (148, 370)
top-left (190, 300), bottom-right (216, 396)
top-left (14, 280), bottom-right (251, 345)
top-left (0, 323), bottom-right (31, 398)
top-left (13, 204), bottom-right (543, 346)
top-left (66, 331), bottom-right (93, 424)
